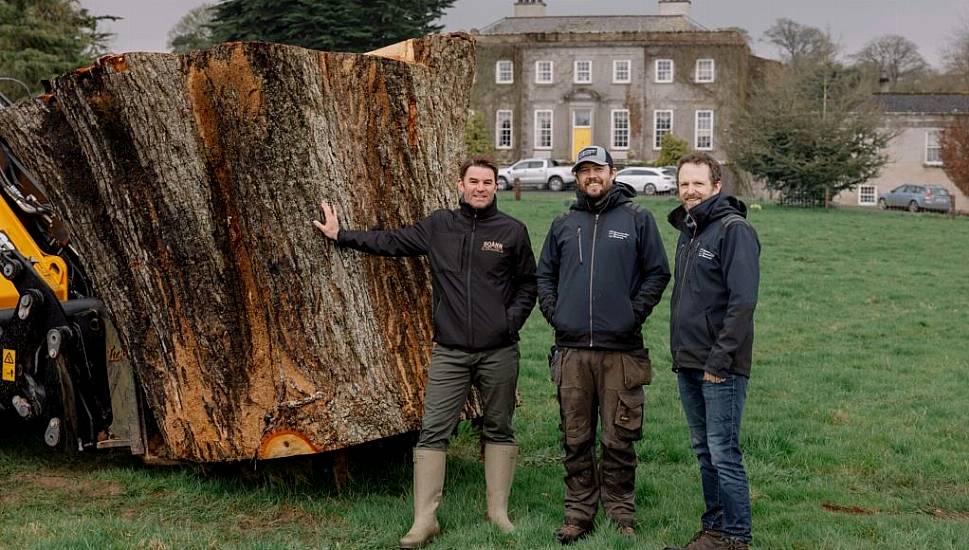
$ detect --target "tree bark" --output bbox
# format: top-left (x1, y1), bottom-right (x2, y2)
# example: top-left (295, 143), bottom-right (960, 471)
top-left (0, 34), bottom-right (480, 462)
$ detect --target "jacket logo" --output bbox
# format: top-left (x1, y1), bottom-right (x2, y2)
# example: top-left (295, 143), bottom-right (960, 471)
top-left (698, 248), bottom-right (715, 260)
top-left (481, 240), bottom-right (504, 254)
top-left (608, 230), bottom-right (630, 240)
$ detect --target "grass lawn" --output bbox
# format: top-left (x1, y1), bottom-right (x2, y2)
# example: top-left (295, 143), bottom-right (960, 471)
top-left (1, 192), bottom-right (967, 549)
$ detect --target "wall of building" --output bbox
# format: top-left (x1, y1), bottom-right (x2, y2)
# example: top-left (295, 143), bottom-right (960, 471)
top-left (472, 31), bottom-right (753, 167)
top-left (833, 114), bottom-right (969, 213)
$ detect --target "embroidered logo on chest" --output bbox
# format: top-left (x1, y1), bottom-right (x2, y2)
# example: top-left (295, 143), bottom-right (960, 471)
top-left (697, 247), bottom-right (715, 260)
top-left (608, 230), bottom-right (630, 240)
top-left (481, 240), bottom-right (505, 254)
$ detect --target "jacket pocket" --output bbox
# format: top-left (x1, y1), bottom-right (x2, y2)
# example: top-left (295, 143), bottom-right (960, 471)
top-left (548, 345), bottom-right (563, 386)
top-left (614, 389), bottom-right (644, 440)
top-left (621, 348), bottom-right (652, 388)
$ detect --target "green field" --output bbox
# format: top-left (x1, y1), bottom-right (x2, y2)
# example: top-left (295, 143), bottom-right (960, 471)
top-left (2, 192), bottom-right (968, 549)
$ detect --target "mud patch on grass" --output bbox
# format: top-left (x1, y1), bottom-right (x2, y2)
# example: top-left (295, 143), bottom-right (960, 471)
top-left (821, 502), bottom-right (878, 515)
top-left (925, 507), bottom-right (969, 521)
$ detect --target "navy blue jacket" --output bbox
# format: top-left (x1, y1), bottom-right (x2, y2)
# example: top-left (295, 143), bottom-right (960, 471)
top-left (668, 193), bottom-right (760, 377)
top-left (537, 183), bottom-right (671, 351)
top-left (337, 197), bottom-right (537, 352)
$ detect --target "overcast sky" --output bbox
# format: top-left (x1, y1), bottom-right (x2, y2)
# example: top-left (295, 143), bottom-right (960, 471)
top-left (81, 0), bottom-right (968, 68)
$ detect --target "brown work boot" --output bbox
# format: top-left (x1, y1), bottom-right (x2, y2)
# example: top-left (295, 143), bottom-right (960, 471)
top-left (554, 518), bottom-right (594, 545)
top-left (615, 518), bottom-right (635, 537)
top-left (721, 538), bottom-right (749, 550)
top-left (399, 449), bottom-right (446, 549)
top-left (484, 443), bottom-right (517, 533)
top-left (663, 529), bottom-right (724, 550)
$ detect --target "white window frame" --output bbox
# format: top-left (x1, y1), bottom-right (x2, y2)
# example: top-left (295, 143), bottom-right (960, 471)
top-left (653, 109), bottom-right (673, 150)
top-left (534, 109), bottom-right (554, 150)
top-left (655, 59), bottom-right (674, 83)
top-left (611, 109), bottom-right (630, 150)
top-left (695, 110), bottom-right (714, 151)
top-left (858, 185), bottom-right (877, 206)
top-left (496, 60), bottom-right (514, 84)
top-left (925, 130), bottom-right (943, 166)
top-left (613, 60), bottom-right (631, 84)
top-left (495, 110), bottom-right (513, 150)
top-left (574, 60), bottom-right (592, 84)
top-left (695, 58), bottom-right (715, 83)
top-left (535, 60), bottom-right (553, 84)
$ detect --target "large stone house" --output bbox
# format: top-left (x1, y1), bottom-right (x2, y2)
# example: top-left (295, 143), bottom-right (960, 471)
top-left (470, 0), bottom-right (771, 167)
top-left (834, 94), bottom-right (969, 213)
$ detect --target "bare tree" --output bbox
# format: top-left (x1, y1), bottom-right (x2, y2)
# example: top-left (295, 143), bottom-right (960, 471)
top-left (167, 4), bottom-right (216, 53)
top-left (942, 17), bottom-right (969, 91)
top-left (851, 35), bottom-right (927, 90)
top-left (763, 18), bottom-right (837, 64)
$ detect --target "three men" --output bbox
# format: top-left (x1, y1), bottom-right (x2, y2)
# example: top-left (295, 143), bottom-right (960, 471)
top-left (665, 152), bottom-right (760, 550)
top-left (536, 145), bottom-right (671, 544)
top-left (313, 157), bottom-right (537, 548)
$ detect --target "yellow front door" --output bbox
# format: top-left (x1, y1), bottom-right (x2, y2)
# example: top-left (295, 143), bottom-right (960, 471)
top-left (571, 109), bottom-right (592, 161)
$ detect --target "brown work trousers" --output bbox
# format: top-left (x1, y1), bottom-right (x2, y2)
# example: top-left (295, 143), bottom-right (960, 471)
top-left (551, 347), bottom-right (652, 526)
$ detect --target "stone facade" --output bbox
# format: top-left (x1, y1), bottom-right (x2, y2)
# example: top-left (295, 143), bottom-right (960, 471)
top-left (471, 2), bottom-right (765, 167)
top-left (833, 95), bottom-right (969, 213)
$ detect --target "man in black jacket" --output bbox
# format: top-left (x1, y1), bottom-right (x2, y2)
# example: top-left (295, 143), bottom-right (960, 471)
top-left (664, 152), bottom-right (760, 550)
top-left (537, 145), bottom-right (670, 544)
top-left (313, 157), bottom-right (537, 548)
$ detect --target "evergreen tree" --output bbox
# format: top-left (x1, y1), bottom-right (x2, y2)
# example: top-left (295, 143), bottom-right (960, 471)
top-left (655, 134), bottom-right (688, 167)
top-left (464, 111), bottom-right (492, 157)
top-left (0, 0), bottom-right (115, 100)
top-left (726, 59), bottom-right (893, 204)
top-left (210, 0), bottom-right (456, 53)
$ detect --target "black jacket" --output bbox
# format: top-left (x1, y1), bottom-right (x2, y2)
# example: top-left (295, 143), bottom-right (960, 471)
top-left (668, 193), bottom-right (760, 377)
top-left (537, 183), bottom-right (671, 351)
top-left (337, 197), bottom-right (537, 351)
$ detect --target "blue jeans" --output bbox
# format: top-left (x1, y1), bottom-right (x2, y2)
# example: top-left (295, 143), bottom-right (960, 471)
top-left (677, 368), bottom-right (751, 543)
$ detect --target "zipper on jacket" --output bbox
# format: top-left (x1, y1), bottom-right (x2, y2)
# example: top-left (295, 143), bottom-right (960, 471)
top-left (466, 212), bottom-right (477, 347)
top-left (672, 214), bottom-right (700, 348)
top-left (577, 227), bottom-right (583, 264)
top-left (588, 214), bottom-right (600, 347)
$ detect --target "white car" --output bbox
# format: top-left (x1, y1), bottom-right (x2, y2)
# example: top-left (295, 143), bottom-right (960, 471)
top-left (615, 167), bottom-right (676, 195)
top-left (497, 158), bottom-right (576, 191)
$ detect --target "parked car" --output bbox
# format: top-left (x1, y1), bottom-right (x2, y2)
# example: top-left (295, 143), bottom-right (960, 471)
top-left (615, 166), bottom-right (676, 195)
top-left (497, 158), bottom-right (576, 191)
top-left (878, 184), bottom-right (952, 213)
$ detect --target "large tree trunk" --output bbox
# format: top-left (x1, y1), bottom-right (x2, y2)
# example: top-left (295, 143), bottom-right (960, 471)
top-left (0, 34), bottom-right (479, 462)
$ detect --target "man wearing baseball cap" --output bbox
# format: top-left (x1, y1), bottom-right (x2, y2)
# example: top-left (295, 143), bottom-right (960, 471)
top-left (537, 145), bottom-right (670, 544)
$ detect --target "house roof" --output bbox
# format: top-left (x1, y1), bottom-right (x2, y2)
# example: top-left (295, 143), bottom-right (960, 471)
top-left (872, 94), bottom-right (969, 114)
top-left (478, 15), bottom-right (705, 35)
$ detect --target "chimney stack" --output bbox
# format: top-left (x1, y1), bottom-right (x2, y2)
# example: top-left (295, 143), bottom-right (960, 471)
top-left (658, 0), bottom-right (691, 17)
top-left (514, 0), bottom-right (547, 17)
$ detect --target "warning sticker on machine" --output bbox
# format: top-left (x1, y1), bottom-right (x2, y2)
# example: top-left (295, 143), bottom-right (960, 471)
top-left (2, 349), bottom-right (15, 382)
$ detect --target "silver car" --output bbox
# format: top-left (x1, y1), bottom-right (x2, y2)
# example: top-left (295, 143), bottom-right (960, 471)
top-left (878, 184), bottom-right (952, 213)
top-left (616, 167), bottom-right (676, 195)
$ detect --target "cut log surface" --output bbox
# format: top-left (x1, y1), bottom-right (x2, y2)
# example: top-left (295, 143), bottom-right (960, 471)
top-left (0, 34), bottom-right (479, 462)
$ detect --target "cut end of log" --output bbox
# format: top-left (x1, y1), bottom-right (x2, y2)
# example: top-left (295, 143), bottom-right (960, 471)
top-left (258, 430), bottom-right (319, 460)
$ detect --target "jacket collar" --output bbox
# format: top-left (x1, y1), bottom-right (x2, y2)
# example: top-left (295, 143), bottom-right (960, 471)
top-left (459, 195), bottom-right (499, 219)
top-left (668, 192), bottom-right (748, 235)
top-left (572, 182), bottom-right (636, 213)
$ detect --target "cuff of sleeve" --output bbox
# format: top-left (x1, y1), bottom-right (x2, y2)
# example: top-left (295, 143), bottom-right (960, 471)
top-left (703, 351), bottom-right (731, 378)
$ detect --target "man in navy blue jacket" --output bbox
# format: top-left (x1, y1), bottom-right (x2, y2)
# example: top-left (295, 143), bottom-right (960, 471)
top-left (537, 145), bottom-right (670, 544)
top-left (665, 152), bottom-right (760, 550)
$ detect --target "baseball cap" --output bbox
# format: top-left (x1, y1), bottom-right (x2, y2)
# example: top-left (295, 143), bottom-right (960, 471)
top-left (572, 145), bottom-right (613, 173)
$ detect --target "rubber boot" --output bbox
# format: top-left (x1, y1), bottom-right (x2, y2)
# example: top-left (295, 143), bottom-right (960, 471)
top-left (484, 443), bottom-right (518, 533)
top-left (399, 448), bottom-right (446, 549)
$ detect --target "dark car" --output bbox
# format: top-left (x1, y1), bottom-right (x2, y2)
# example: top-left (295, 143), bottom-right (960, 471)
top-left (878, 184), bottom-right (952, 213)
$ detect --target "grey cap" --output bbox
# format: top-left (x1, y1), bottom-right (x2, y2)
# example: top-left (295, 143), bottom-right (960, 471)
top-left (572, 145), bottom-right (614, 173)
